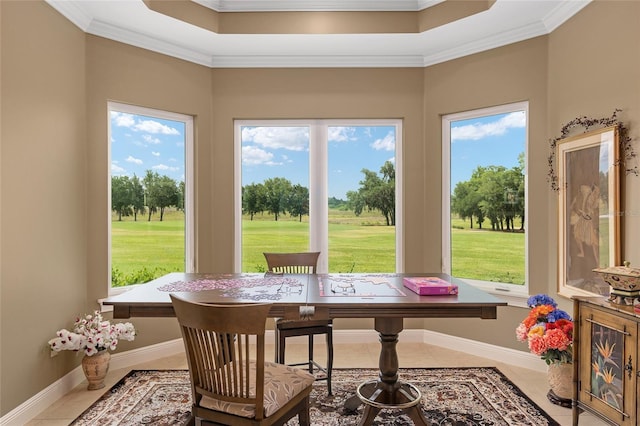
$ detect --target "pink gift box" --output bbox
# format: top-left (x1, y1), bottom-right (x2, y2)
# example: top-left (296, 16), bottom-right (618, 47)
top-left (402, 277), bottom-right (458, 296)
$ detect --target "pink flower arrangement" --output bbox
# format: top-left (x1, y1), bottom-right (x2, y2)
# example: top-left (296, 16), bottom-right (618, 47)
top-left (516, 294), bottom-right (573, 364)
top-left (48, 311), bottom-right (136, 356)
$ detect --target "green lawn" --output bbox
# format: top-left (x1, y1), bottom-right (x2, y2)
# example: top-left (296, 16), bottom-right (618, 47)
top-left (451, 217), bottom-right (525, 284)
top-left (242, 219), bottom-right (395, 272)
top-left (111, 210), bottom-right (524, 285)
top-left (111, 211), bottom-right (185, 286)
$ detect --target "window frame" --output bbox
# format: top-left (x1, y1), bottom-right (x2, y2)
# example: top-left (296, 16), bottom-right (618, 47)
top-left (107, 101), bottom-right (194, 295)
top-left (441, 102), bottom-right (529, 304)
top-left (234, 119), bottom-right (403, 273)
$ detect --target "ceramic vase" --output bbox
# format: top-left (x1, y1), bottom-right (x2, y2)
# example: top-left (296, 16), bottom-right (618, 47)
top-left (547, 362), bottom-right (572, 402)
top-left (81, 350), bottom-right (111, 390)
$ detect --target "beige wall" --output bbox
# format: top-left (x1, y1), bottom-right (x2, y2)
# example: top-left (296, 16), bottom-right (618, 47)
top-left (2, 0), bottom-right (640, 417)
top-left (207, 67), bottom-right (425, 272)
top-left (1, 1), bottom-right (88, 414)
top-left (548, 0), bottom-right (640, 267)
top-left (84, 35), bottom-right (215, 352)
top-left (420, 36), bottom-right (551, 347)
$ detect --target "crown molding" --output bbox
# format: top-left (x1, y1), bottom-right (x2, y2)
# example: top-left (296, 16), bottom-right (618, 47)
top-left (421, 20), bottom-right (549, 67)
top-left (45, 0), bottom-right (592, 69)
top-left (80, 17), bottom-right (551, 69)
top-left (192, 0), bottom-right (445, 12)
top-left (209, 54), bottom-right (427, 68)
top-left (542, 0), bottom-right (590, 32)
top-left (45, 0), bottom-right (93, 31)
top-left (86, 20), bottom-right (216, 67)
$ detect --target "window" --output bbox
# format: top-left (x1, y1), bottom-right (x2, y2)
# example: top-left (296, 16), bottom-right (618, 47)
top-left (235, 120), bottom-right (402, 273)
top-left (442, 102), bottom-right (528, 298)
top-left (108, 102), bottom-right (194, 291)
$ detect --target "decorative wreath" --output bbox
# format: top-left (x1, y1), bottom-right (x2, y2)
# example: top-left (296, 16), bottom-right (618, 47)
top-left (547, 109), bottom-right (638, 191)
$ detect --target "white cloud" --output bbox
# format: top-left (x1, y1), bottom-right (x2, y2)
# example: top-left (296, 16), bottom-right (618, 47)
top-left (242, 126), bottom-right (308, 151)
top-left (126, 155), bottom-right (143, 165)
top-left (152, 151), bottom-right (160, 157)
top-left (135, 119), bottom-right (180, 135)
top-left (111, 163), bottom-right (126, 174)
top-left (111, 112), bottom-right (136, 128)
top-left (152, 164), bottom-right (180, 172)
top-left (143, 134), bottom-right (161, 144)
top-left (242, 145), bottom-right (281, 166)
top-left (110, 111), bottom-right (180, 135)
top-left (452, 111), bottom-right (525, 141)
top-left (371, 131), bottom-right (395, 151)
top-left (328, 127), bottom-right (356, 143)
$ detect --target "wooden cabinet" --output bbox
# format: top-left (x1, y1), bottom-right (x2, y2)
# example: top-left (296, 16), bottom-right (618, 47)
top-left (573, 297), bottom-right (639, 425)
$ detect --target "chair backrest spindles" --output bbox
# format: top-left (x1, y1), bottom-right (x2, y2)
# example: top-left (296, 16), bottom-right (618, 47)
top-left (171, 295), bottom-right (270, 419)
top-left (263, 252), bottom-right (320, 274)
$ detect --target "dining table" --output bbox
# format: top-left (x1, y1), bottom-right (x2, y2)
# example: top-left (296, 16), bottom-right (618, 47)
top-left (103, 272), bottom-right (507, 426)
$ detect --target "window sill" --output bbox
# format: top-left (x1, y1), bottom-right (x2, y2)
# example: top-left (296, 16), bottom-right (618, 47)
top-left (457, 278), bottom-right (529, 308)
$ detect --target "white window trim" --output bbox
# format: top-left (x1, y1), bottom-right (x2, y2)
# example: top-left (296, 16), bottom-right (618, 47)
top-left (234, 119), bottom-right (403, 273)
top-left (107, 102), bottom-right (194, 296)
top-left (441, 102), bottom-right (529, 306)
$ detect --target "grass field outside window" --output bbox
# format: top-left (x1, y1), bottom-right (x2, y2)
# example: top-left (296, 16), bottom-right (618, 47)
top-left (112, 210), bottom-right (524, 285)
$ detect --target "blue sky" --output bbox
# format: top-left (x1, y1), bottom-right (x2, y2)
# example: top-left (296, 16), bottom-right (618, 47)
top-left (110, 111), bottom-right (525, 199)
top-left (241, 125), bottom-right (396, 200)
top-left (110, 111), bottom-right (185, 182)
top-left (450, 111), bottom-right (526, 192)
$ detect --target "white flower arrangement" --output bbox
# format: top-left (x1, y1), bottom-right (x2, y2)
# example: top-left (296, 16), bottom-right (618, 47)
top-left (48, 310), bottom-right (136, 356)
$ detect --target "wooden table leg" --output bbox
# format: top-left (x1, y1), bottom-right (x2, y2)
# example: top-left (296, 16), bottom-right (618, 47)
top-left (352, 317), bottom-right (428, 426)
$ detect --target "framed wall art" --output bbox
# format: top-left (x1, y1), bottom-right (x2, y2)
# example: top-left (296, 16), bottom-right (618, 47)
top-left (557, 125), bottom-right (621, 297)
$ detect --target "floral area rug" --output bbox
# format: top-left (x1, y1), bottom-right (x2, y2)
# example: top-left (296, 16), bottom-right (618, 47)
top-left (71, 368), bottom-right (559, 425)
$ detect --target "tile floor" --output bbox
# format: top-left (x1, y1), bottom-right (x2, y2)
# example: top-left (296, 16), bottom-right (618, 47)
top-left (26, 341), bottom-right (606, 425)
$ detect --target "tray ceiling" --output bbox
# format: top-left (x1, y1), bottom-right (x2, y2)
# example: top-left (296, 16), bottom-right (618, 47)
top-left (45, 0), bottom-right (591, 68)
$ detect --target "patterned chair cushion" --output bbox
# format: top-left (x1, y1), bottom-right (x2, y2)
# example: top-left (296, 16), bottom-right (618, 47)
top-left (199, 361), bottom-right (315, 418)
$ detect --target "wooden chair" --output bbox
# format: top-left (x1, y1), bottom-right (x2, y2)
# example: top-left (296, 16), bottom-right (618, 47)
top-left (263, 251), bottom-right (333, 395)
top-left (170, 294), bottom-right (315, 426)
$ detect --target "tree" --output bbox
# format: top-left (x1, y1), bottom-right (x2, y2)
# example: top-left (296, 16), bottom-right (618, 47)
top-left (450, 156), bottom-right (525, 232)
top-left (503, 165), bottom-right (524, 231)
top-left (130, 174), bottom-right (145, 221)
top-left (378, 161), bottom-right (396, 226)
top-left (477, 166), bottom-right (507, 230)
top-left (176, 181), bottom-right (185, 212)
top-left (143, 170), bottom-right (159, 221)
top-left (451, 180), bottom-right (480, 228)
top-left (346, 190), bottom-right (364, 216)
top-left (111, 176), bottom-right (133, 221)
top-left (263, 177), bottom-right (292, 221)
top-left (328, 197), bottom-right (347, 209)
top-left (287, 184), bottom-right (309, 222)
top-left (347, 161), bottom-right (396, 226)
top-left (242, 183), bottom-right (266, 220)
top-left (153, 175), bottom-right (180, 221)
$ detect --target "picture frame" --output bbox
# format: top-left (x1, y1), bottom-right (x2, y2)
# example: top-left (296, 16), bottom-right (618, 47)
top-left (557, 125), bottom-right (621, 298)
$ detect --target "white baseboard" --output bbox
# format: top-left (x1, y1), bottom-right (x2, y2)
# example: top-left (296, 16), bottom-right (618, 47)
top-left (1, 339), bottom-right (186, 426)
top-left (3, 330), bottom-right (544, 425)
top-left (284, 328), bottom-right (545, 373)
top-left (417, 330), bottom-right (547, 373)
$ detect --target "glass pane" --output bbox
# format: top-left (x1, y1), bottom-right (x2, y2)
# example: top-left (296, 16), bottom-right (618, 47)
top-left (590, 323), bottom-right (624, 410)
top-left (110, 111), bottom-right (186, 286)
top-left (328, 126), bottom-right (396, 272)
top-left (564, 143), bottom-right (612, 295)
top-left (241, 126), bottom-right (310, 272)
top-left (449, 111), bottom-right (526, 284)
